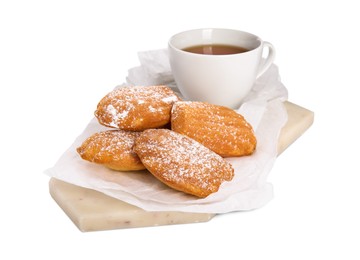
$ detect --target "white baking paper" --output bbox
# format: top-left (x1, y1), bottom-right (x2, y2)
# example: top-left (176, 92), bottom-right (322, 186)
top-left (45, 49), bottom-right (288, 213)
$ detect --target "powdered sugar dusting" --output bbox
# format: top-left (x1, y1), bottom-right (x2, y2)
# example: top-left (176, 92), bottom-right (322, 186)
top-left (162, 95), bottom-right (179, 103)
top-left (106, 104), bottom-right (130, 127)
top-left (134, 129), bottom-right (234, 197)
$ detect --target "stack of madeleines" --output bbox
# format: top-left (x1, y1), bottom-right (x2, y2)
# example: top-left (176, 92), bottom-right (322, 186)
top-left (77, 85), bottom-right (257, 198)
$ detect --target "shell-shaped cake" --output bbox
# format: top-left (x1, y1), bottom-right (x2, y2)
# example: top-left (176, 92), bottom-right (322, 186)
top-left (171, 101), bottom-right (257, 157)
top-left (133, 129), bottom-right (234, 198)
top-left (77, 130), bottom-right (145, 171)
top-left (95, 85), bottom-right (180, 131)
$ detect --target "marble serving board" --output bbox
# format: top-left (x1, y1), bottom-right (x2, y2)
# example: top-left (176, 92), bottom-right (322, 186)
top-left (49, 101), bottom-right (314, 232)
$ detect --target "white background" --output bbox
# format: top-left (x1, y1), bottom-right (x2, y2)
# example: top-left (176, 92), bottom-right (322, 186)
top-left (1, 0), bottom-right (359, 259)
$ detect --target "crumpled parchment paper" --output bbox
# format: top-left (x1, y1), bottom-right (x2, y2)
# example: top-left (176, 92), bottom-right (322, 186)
top-left (45, 49), bottom-right (288, 213)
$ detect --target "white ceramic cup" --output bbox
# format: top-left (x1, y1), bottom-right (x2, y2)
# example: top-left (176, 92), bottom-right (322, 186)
top-left (168, 28), bottom-right (275, 108)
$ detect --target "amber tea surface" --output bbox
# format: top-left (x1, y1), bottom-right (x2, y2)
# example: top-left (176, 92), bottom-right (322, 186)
top-left (183, 44), bottom-right (249, 55)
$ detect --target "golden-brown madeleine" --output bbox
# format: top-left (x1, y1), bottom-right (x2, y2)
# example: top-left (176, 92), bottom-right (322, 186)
top-left (171, 101), bottom-right (257, 157)
top-left (95, 85), bottom-right (180, 131)
top-left (133, 129), bottom-right (234, 198)
top-left (77, 130), bottom-right (145, 171)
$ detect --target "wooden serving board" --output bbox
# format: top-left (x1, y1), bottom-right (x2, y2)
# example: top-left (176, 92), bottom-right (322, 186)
top-left (49, 101), bottom-right (314, 232)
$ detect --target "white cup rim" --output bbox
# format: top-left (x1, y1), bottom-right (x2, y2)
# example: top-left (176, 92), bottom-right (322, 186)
top-left (168, 28), bottom-right (263, 57)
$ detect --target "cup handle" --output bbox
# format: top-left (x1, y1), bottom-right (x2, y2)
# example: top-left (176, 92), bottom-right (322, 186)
top-left (256, 41), bottom-right (276, 78)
